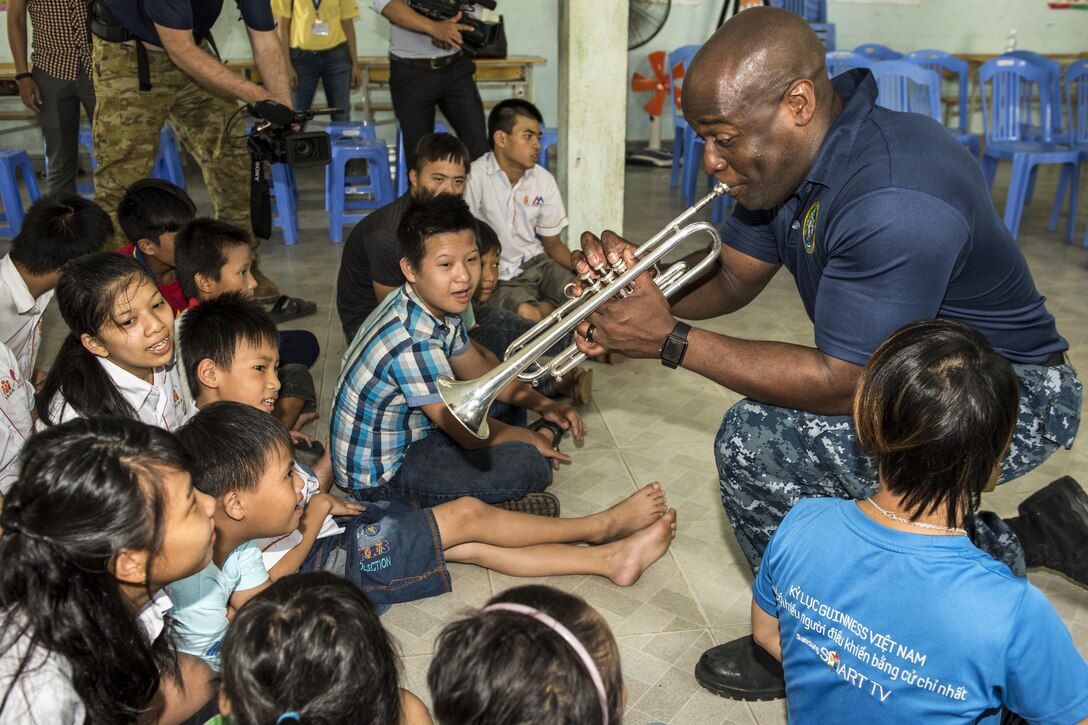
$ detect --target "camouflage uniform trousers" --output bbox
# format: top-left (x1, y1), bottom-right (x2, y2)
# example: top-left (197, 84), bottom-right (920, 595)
top-left (91, 37), bottom-right (252, 248)
top-left (715, 362), bottom-right (1082, 576)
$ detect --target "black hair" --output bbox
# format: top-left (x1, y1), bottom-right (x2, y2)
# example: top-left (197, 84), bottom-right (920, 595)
top-left (476, 219), bottom-right (502, 257)
top-left (174, 217), bottom-right (251, 300)
top-left (9, 195), bottom-right (112, 275)
top-left (177, 291), bottom-right (280, 395)
top-left (176, 401), bottom-right (293, 498)
top-left (116, 178), bottom-right (198, 246)
top-left (429, 585), bottom-right (624, 725)
top-left (397, 190), bottom-right (479, 272)
top-left (412, 132), bottom-right (471, 176)
top-left (220, 572), bottom-right (403, 725)
top-left (36, 253), bottom-right (160, 424)
top-left (855, 319), bottom-right (1020, 528)
top-left (487, 98), bottom-right (545, 150)
top-left (0, 417), bottom-right (190, 722)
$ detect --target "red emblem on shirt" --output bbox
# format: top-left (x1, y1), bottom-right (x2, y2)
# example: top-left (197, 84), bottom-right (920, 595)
top-left (0, 380), bottom-right (12, 398)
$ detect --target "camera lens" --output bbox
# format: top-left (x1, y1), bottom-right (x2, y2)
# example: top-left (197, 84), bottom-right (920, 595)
top-left (292, 139), bottom-right (315, 159)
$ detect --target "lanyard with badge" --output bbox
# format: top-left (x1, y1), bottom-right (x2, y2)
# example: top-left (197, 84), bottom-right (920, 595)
top-left (310, 0), bottom-right (330, 36)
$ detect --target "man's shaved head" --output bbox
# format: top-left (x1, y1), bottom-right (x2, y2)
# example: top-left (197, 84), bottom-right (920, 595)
top-left (684, 6), bottom-right (828, 116)
top-left (678, 6), bottom-right (842, 211)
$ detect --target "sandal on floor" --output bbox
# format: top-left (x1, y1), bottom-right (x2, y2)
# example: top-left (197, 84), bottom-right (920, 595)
top-left (268, 295), bottom-right (317, 324)
top-left (492, 492), bottom-right (561, 517)
top-left (529, 418), bottom-right (565, 451)
top-left (292, 437), bottom-right (325, 467)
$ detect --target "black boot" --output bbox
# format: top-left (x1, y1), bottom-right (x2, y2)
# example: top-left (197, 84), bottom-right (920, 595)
top-left (1005, 476), bottom-right (1088, 587)
top-left (694, 635), bottom-right (785, 701)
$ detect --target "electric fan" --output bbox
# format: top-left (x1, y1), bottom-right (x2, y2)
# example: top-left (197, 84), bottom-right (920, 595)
top-left (627, 50), bottom-right (677, 167)
top-left (629, 0), bottom-right (671, 51)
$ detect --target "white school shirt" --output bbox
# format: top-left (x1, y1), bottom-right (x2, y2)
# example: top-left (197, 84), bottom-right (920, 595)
top-left (465, 152), bottom-right (569, 281)
top-left (0, 627), bottom-right (84, 725)
top-left (41, 358), bottom-right (196, 432)
top-left (254, 462), bottom-right (344, 571)
top-left (0, 340), bottom-right (35, 495)
top-left (0, 255), bottom-right (53, 379)
top-left (137, 588), bottom-right (173, 644)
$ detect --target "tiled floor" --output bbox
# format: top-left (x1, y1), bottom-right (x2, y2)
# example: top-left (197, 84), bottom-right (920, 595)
top-left (34, 160), bottom-right (1088, 724)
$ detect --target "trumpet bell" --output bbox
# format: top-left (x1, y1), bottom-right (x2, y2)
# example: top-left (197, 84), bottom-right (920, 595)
top-left (437, 375), bottom-right (492, 439)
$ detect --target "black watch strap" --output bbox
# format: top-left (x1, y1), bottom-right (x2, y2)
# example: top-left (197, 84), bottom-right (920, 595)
top-left (659, 321), bottom-right (691, 369)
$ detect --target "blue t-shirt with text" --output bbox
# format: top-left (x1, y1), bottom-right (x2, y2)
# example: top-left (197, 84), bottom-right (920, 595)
top-left (754, 498), bottom-right (1088, 723)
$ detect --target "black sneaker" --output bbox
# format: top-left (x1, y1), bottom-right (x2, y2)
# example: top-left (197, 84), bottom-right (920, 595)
top-left (1011, 476), bottom-right (1088, 587)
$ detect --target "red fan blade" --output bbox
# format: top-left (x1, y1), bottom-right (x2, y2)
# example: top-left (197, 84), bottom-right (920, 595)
top-left (631, 72), bottom-right (661, 93)
top-left (672, 61), bottom-right (686, 81)
top-left (644, 89), bottom-right (666, 117)
top-left (648, 50), bottom-right (667, 83)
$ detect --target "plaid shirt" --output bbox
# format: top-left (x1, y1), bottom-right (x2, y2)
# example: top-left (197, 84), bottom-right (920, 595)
top-left (26, 0), bottom-right (93, 80)
top-left (331, 284), bottom-right (470, 492)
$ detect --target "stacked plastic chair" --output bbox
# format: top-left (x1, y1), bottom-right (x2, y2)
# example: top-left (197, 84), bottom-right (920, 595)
top-left (870, 60), bottom-right (942, 121)
top-left (151, 125), bottom-right (186, 191)
top-left (768, 0), bottom-right (835, 50)
top-left (904, 50), bottom-right (981, 158)
top-left (1051, 58), bottom-right (1088, 246)
top-left (1004, 50), bottom-right (1066, 143)
top-left (826, 50), bottom-right (874, 79)
top-left (0, 150), bottom-right (41, 238)
top-left (667, 44), bottom-right (701, 192)
top-left (327, 136), bottom-right (395, 243)
top-left (854, 44), bottom-right (903, 61)
top-left (978, 57), bottom-right (1079, 241)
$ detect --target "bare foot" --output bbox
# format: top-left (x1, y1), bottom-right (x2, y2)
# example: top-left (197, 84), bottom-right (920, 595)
top-left (605, 508), bottom-right (677, 587)
top-left (292, 410), bottom-right (319, 431)
top-left (591, 482), bottom-right (668, 544)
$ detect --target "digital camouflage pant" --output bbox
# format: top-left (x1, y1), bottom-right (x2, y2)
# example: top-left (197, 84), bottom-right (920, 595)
top-left (91, 37), bottom-right (252, 248)
top-left (716, 362), bottom-right (1082, 576)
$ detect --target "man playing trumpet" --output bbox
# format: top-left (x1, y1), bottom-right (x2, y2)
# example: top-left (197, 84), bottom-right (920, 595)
top-left (571, 6), bottom-right (1085, 702)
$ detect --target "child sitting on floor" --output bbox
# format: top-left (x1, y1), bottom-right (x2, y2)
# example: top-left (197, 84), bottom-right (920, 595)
top-left (178, 401), bottom-right (676, 623)
top-left (0, 417), bottom-right (217, 724)
top-left (751, 319), bottom-right (1088, 722)
top-left (116, 178), bottom-right (197, 315)
top-left (173, 218), bottom-right (320, 445)
top-left (429, 585), bottom-right (626, 725)
top-left (177, 293), bottom-right (341, 575)
top-left (214, 571), bottom-right (432, 725)
top-left (36, 252), bottom-right (193, 430)
top-left (331, 191), bottom-right (583, 509)
top-left (0, 194), bottom-right (111, 491)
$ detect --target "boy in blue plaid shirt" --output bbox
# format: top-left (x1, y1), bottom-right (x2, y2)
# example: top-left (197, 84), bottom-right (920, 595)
top-left (332, 192), bottom-right (583, 507)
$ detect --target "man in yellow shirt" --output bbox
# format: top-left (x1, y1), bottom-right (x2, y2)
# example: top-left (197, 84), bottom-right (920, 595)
top-left (274, 0), bottom-right (362, 122)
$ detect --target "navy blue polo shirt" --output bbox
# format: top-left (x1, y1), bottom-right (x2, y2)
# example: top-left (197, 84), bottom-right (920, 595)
top-left (723, 69), bottom-right (1066, 366)
top-left (103, 0), bottom-right (275, 46)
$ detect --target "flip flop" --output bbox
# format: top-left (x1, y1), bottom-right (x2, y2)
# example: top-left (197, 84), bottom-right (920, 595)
top-left (268, 295), bottom-right (317, 323)
top-left (529, 418), bottom-right (565, 451)
top-left (292, 437), bottom-right (325, 467)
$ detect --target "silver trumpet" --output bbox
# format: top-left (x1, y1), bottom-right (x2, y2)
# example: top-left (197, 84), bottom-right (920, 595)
top-left (438, 182), bottom-right (730, 438)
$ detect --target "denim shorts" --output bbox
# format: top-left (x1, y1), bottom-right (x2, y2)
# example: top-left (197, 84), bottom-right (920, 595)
top-left (300, 500), bottom-right (451, 612)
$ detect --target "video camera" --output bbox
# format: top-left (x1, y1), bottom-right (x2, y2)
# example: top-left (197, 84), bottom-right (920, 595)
top-left (246, 100), bottom-right (336, 240)
top-left (403, 0), bottom-right (500, 56)
top-left (247, 100), bottom-right (334, 168)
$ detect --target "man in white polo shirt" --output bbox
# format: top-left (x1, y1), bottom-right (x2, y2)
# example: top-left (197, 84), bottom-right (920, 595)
top-left (465, 98), bottom-right (573, 322)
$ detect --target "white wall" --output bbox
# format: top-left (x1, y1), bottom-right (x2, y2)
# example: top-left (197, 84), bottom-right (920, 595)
top-left (0, 0), bottom-right (1083, 152)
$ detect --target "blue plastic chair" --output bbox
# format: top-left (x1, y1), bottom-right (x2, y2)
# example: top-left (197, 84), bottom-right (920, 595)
top-left (151, 125), bottom-right (186, 191)
top-left (323, 122), bottom-right (377, 211)
top-left (871, 60), bottom-right (942, 121)
top-left (328, 138), bottom-right (395, 244)
top-left (978, 57), bottom-right (1080, 241)
top-left (854, 44), bottom-right (903, 61)
top-left (270, 163), bottom-right (298, 246)
top-left (826, 50), bottom-right (874, 79)
top-left (904, 50), bottom-right (981, 158)
top-left (539, 126), bottom-right (558, 172)
top-left (0, 150), bottom-right (41, 238)
top-left (395, 121), bottom-right (449, 196)
top-left (1004, 50), bottom-right (1065, 142)
top-left (768, 0), bottom-right (835, 50)
top-left (1051, 58), bottom-right (1088, 246)
top-left (668, 44), bottom-right (702, 191)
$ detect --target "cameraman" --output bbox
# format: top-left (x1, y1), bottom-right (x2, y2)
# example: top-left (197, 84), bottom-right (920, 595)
top-left (89, 0), bottom-right (293, 300)
top-left (374, 0), bottom-right (489, 166)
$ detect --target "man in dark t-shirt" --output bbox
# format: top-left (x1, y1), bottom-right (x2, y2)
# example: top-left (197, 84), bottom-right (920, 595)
top-left (569, 7), bottom-right (1085, 701)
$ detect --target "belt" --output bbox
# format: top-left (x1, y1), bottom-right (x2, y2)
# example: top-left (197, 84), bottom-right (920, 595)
top-left (389, 52), bottom-right (462, 70)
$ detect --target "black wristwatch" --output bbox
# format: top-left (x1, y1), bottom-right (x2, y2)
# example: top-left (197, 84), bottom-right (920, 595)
top-left (659, 321), bottom-right (691, 369)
